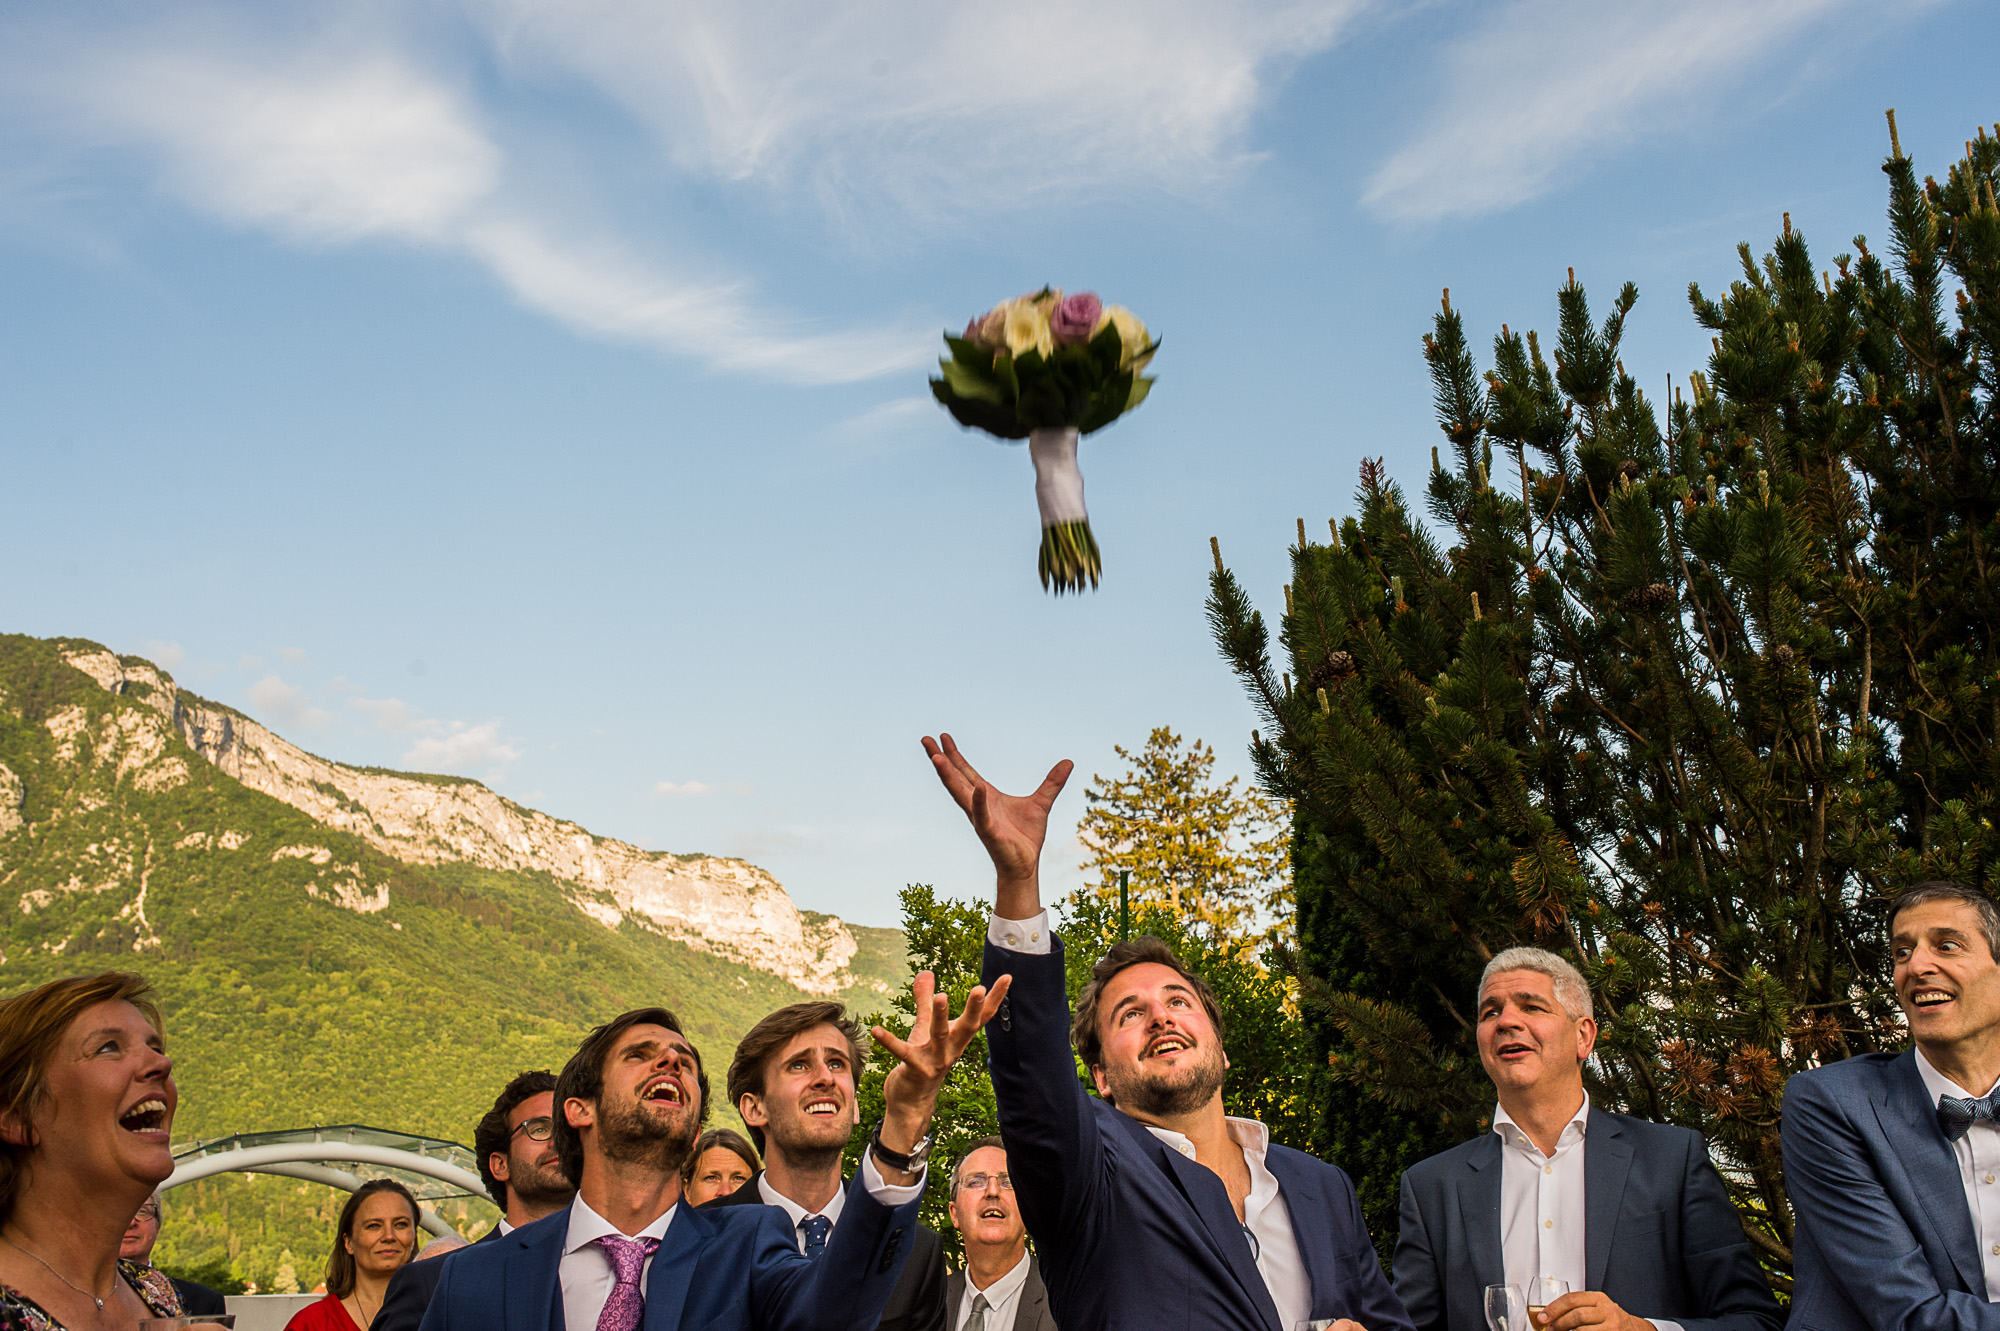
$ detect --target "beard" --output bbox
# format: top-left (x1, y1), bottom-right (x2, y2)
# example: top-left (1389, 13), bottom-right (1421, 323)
top-left (595, 1092), bottom-right (701, 1176)
top-left (765, 1106), bottom-right (851, 1176)
top-left (1102, 1039), bottom-right (1227, 1119)
top-left (506, 1149), bottom-right (576, 1210)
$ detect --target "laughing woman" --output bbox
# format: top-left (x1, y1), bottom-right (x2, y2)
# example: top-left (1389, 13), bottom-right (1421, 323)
top-left (285, 1179), bottom-right (420, 1331)
top-left (0, 971), bottom-right (193, 1330)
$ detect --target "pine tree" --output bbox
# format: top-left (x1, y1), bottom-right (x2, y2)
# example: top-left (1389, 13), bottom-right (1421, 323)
top-left (1206, 114), bottom-right (2000, 1287)
top-left (1076, 726), bottom-right (1290, 940)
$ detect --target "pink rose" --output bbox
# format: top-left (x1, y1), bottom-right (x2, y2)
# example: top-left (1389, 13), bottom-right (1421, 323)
top-left (1050, 291), bottom-right (1102, 347)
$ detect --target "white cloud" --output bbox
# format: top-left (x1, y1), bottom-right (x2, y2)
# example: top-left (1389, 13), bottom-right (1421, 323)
top-left (1362, 0), bottom-right (1894, 223)
top-left (469, 0), bottom-right (1368, 225)
top-left (143, 641), bottom-right (185, 669)
top-left (279, 646), bottom-right (309, 663)
top-left (404, 721), bottom-right (523, 775)
top-left (0, 2), bottom-right (1362, 380)
top-left (246, 674), bottom-right (330, 730)
top-left (655, 780), bottom-right (713, 797)
top-left (351, 696), bottom-right (421, 731)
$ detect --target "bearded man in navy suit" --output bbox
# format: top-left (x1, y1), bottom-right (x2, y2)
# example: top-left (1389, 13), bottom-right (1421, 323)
top-left (420, 971), bottom-right (1006, 1331)
top-left (1784, 881), bottom-right (2000, 1331)
top-left (925, 733), bottom-right (1412, 1331)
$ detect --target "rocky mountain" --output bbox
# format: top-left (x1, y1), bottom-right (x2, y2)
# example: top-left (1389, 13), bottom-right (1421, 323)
top-left (0, 633), bottom-right (907, 1283)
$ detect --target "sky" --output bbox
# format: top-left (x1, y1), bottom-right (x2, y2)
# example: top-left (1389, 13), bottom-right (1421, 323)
top-left (2, 0), bottom-right (1993, 929)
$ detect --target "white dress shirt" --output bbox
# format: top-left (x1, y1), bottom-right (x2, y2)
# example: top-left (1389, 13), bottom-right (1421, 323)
top-left (756, 1153), bottom-right (925, 1252)
top-left (1492, 1098), bottom-right (1682, 1331)
top-left (496, 1218), bottom-right (515, 1236)
top-left (955, 1249), bottom-right (1032, 1331)
top-left (560, 1195), bottom-right (676, 1331)
top-left (1494, 1095), bottom-right (1590, 1298)
top-left (989, 911), bottom-right (1309, 1329)
top-left (1913, 1047), bottom-right (2000, 1301)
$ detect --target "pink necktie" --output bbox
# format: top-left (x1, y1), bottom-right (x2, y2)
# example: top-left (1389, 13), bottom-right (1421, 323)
top-left (593, 1234), bottom-right (662, 1331)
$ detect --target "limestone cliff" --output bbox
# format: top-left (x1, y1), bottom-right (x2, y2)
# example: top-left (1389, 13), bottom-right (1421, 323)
top-left (57, 647), bottom-right (861, 994)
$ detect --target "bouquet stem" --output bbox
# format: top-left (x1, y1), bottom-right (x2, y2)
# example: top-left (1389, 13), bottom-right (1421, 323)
top-left (1029, 426), bottom-right (1098, 593)
top-left (1039, 520), bottom-right (1102, 594)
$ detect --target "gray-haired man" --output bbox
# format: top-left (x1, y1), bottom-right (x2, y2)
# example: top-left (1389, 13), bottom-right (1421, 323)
top-left (1391, 948), bottom-right (1779, 1331)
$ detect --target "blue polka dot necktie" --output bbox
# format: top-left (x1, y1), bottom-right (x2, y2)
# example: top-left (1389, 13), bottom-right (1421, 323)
top-left (801, 1214), bottom-right (832, 1260)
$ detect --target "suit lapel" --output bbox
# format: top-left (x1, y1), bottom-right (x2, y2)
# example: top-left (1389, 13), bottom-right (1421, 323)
top-left (1583, 1108), bottom-right (1632, 1292)
top-left (504, 1209), bottom-right (566, 1331)
top-left (1018, 1256), bottom-right (1050, 1331)
top-left (1876, 1048), bottom-right (1984, 1295)
top-left (641, 1204), bottom-right (715, 1331)
top-left (1111, 1112), bottom-right (1282, 1331)
top-left (1457, 1133), bottom-right (1505, 1294)
top-left (1265, 1150), bottom-right (1328, 1306)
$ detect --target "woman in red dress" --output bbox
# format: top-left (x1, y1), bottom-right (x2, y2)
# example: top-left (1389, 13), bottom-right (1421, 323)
top-left (284, 1179), bottom-right (419, 1331)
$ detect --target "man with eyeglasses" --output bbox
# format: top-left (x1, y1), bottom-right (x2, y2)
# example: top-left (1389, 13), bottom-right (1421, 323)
top-left (377, 1069), bottom-right (575, 1331)
top-left (946, 1137), bottom-right (1052, 1331)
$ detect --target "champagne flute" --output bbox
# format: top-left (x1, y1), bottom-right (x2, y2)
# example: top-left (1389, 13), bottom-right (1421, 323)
top-left (1525, 1277), bottom-right (1572, 1323)
top-left (1484, 1283), bottom-right (1527, 1331)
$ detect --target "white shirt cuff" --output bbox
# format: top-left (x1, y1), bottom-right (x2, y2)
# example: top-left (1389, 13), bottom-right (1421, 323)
top-left (1647, 1320), bottom-right (1685, 1331)
top-left (988, 910), bottom-right (1051, 954)
top-left (858, 1144), bottom-right (926, 1205)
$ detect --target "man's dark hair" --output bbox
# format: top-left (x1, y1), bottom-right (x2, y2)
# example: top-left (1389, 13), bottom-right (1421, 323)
top-left (951, 1134), bottom-right (1007, 1192)
top-left (1889, 881), bottom-right (2000, 960)
top-left (1070, 935), bottom-right (1226, 1073)
top-left (472, 1069), bottom-right (559, 1208)
top-left (725, 1001), bottom-right (864, 1155)
top-left (552, 1007), bottom-right (710, 1187)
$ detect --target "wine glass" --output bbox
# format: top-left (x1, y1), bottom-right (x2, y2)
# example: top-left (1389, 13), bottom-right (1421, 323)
top-left (1484, 1283), bottom-right (1527, 1331)
top-left (1525, 1277), bottom-right (1572, 1323)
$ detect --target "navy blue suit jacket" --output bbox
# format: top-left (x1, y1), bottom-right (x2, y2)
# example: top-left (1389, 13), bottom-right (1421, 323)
top-left (376, 1225), bottom-right (503, 1331)
top-left (417, 1172), bottom-right (920, 1331)
top-left (1392, 1107), bottom-right (1779, 1331)
top-left (1783, 1048), bottom-right (2000, 1331)
top-left (982, 935), bottom-right (1414, 1331)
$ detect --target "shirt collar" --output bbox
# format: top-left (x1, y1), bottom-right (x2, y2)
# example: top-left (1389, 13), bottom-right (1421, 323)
top-left (496, 1219), bottom-right (514, 1236)
top-left (1491, 1093), bottom-right (1591, 1154)
top-left (1914, 1045), bottom-right (2000, 1101)
top-left (967, 1249), bottom-right (1033, 1302)
top-left (1143, 1115), bottom-right (1271, 1161)
top-left (563, 1194), bottom-right (676, 1255)
top-left (757, 1173), bottom-right (847, 1231)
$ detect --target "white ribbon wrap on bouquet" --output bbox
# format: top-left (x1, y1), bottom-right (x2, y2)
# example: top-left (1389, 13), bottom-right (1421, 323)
top-left (1029, 426), bottom-right (1088, 528)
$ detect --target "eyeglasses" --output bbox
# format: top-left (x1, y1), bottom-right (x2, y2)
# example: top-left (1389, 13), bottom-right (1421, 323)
top-left (510, 1116), bottom-right (554, 1142)
top-left (956, 1173), bottom-right (1013, 1192)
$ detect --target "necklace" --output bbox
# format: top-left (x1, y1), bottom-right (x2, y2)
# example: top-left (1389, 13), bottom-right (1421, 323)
top-left (0, 1233), bottom-right (112, 1311)
top-left (347, 1288), bottom-right (381, 1328)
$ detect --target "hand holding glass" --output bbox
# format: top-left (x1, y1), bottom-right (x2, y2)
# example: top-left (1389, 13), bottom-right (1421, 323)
top-left (1526, 1278), bottom-right (1572, 1324)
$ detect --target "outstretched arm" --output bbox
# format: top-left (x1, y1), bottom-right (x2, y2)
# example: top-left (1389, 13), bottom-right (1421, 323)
top-left (921, 732), bottom-right (1071, 919)
top-left (873, 968), bottom-right (1010, 1178)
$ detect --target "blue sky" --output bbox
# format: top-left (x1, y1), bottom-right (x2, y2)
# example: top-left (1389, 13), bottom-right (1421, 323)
top-left (1, 0), bottom-right (1992, 928)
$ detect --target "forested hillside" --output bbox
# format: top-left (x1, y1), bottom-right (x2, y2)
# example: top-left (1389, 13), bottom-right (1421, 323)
top-left (0, 634), bottom-right (907, 1285)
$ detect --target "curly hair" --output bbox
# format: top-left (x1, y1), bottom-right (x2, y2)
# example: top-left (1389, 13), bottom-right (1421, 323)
top-left (471, 1069), bottom-right (559, 1208)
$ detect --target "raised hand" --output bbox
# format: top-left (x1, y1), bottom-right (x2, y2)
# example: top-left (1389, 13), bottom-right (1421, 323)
top-left (871, 969), bottom-right (1014, 1180)
top-left (921, 734), bottom-right (1072, 903)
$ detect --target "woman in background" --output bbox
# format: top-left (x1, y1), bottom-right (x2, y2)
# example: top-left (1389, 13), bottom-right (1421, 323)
top-left (284, 1179), bottom-right (419, 1331)
top-left (0, 971), bottom-right (195, 1330)
top-left (681, 1126), bottom-right (760, 1206)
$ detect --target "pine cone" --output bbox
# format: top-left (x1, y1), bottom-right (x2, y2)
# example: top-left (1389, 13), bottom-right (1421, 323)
top-left (1620, 582), bottom-right (1675, 613)
top-left (1773, 644), bottom-right (1796, 666)
top-left (1308, 652), bottom-right (1359, 692)
top-left (1618, 459), bottom-right (1643, 483)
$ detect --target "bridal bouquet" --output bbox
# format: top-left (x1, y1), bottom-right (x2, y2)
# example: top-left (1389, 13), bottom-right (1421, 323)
top-left (931, 288), bottom-right (1157, 593)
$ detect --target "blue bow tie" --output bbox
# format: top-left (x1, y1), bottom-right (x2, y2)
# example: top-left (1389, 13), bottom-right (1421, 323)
top-left (1939, 1093), bottom-right (1998, 1142)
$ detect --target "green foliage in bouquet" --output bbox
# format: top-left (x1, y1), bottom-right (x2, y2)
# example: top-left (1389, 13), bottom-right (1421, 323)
top-left (930, 288), bottom-right (1157, 438)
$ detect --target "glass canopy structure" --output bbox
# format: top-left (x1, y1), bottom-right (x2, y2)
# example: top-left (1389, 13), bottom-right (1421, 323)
top-left (164, 1125), bottom-right (498, 1239)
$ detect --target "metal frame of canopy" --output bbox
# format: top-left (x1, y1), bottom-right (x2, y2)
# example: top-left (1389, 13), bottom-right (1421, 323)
top-left (163, 1125), bottom-right (498, 1240)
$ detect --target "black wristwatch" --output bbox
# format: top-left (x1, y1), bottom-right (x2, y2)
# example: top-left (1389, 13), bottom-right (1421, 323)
top-left (868, 1121), bottom-right (934, 1173)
